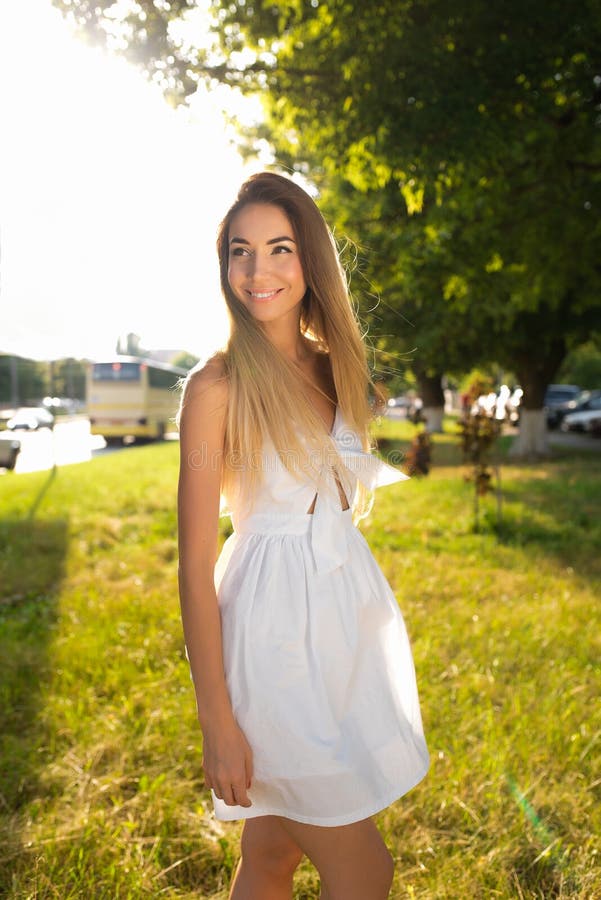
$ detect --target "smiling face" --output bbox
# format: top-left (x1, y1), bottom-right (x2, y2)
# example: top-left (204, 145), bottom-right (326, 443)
top-left (227, 202), bottom-right (308, 329)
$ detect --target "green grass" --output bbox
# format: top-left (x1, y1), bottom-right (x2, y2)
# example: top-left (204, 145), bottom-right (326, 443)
top-left (0, 423), bottom-right (599, 898)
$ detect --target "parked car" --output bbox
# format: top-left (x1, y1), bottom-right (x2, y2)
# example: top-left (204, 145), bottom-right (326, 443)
top-left (589, 416), bottom-right (601, 437)
top-left (387, 395), bottom-right (412, 413)
top-left (387, 395), bottom-right (408, 408)
top-left (6, 407), bottom-right (55, 431)
top-left (543, 384), bottom-right (581, 429)
top-left (386, 395), bottom-right (423, 420)
top-left (0, 437), bottom-right (21, 470)
top-left (559, 389), bottom-right (601, 419)
top-left (561, 392), bottom-right (601, 432)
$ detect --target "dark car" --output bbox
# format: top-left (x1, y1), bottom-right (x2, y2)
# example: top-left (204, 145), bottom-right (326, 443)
top-left (543, 384), bottom-right (581, 429)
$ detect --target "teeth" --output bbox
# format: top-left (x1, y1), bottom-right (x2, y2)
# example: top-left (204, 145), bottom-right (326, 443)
top-left (250, 290), bottom-right (278, 298)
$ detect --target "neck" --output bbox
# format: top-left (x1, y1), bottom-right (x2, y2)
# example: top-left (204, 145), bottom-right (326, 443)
top-left (262, 320), bottom-right (313, 364)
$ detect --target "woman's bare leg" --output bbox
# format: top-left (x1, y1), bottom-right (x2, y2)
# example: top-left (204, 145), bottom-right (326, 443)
top-left (275, 815), bottom-right (394, 900)
top-left (229, 815), bottom-right (304, 900)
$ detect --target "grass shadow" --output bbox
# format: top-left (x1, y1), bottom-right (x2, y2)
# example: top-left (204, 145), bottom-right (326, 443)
top-left (377, 419), bottom-right (601, 579)
top-left (0, 515), bottom-right (68, 889)
top-left (26, 464), bottom-right (58, 520)
top-left (493, 478), bottom-right (600, 576)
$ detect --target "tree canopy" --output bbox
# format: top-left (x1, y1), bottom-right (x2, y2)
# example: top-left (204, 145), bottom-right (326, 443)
top-left (53, 0), bottom-right (601, 445)
top-left (215, 0), bottom-right (600, 398)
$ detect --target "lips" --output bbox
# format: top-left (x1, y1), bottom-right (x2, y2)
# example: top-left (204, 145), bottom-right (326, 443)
top-left (246, 288), bottom-right (283, 301)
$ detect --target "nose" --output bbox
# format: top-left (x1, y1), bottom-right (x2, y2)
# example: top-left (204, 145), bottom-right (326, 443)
top-left (247, 252), bottom-right (272, 281)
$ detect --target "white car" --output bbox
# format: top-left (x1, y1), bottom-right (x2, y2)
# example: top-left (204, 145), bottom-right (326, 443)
top-left (6, 407), bottom-right (55, 431)
top-left (562, 393), bottom-right (601, 433)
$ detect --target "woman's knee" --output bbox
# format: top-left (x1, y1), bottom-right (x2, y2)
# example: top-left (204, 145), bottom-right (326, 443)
top-left (318, 826), bottom-right (394, 899)
top-left (240, 818), bottom-right (304, 877)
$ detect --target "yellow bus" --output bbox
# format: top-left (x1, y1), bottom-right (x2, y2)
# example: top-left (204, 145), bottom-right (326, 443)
top-left (86, 357), bottom-right (187, 445)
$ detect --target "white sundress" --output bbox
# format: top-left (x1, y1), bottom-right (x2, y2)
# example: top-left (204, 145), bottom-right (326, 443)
top-left (210, 406), bottom-right (429, 826)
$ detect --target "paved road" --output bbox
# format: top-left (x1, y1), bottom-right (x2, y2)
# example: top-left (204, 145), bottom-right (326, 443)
top-left (0, 418), bottom-right (178, 475)
top-left (501, 422), bottom-right (601, 452)
top-left (1, 417), bottom-right (108, 474)
top-left (546, 429), bottom-right (601, 452)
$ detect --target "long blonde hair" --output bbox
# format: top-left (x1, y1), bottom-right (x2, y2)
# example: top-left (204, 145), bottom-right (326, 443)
top-left (182, 172), bottom-right (378, 512)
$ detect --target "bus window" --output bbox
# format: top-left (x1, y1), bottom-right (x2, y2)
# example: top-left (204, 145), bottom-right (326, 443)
top-left (93, 362), bottom-right (141, 382)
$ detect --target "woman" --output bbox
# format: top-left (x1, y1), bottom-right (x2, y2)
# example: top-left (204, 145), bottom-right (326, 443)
top-left (177, 172), bottom-right (429, 900)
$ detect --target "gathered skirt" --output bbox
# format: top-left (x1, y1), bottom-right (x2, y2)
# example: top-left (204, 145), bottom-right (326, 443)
top-left (211, 509), bottom-right (429, 826)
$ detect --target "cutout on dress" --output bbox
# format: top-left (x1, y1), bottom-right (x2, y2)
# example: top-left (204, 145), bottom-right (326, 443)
top-left (306, 470), bottom-right (350, 515)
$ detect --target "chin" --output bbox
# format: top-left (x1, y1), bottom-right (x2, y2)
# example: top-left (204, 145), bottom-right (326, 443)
top-left (244, 301), bottom-right (304, 325)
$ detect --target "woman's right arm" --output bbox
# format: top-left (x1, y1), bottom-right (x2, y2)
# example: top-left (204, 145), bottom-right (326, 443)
top-left (177, 361), bottom-right (253, 808)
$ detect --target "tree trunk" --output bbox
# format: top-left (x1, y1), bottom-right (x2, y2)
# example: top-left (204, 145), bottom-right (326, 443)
top-left (509, 338), bottom-right (566, 459)
top-left (422, 406), bottom-right (444, 432)
top-left (415, 369), bottom-right (445, 433)
top-left (509, 409), bottom-right (549, 457)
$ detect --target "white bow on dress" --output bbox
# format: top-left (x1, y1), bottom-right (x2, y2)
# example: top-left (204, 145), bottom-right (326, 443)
top-left (309, 425), bottom-right (409, 575)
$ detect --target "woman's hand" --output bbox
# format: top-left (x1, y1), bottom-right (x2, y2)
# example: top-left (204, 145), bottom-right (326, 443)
top-left (201, 717), bottom-right (254, 807)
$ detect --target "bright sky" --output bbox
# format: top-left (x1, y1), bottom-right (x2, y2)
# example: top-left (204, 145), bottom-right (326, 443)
top-left (0, 0), bottom-right (266, 362)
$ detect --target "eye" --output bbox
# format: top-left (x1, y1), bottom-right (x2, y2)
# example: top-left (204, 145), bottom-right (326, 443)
top-left (230, 246), bottom-right (250, 257)
top-left (271, 244), bottom-right (293, 254)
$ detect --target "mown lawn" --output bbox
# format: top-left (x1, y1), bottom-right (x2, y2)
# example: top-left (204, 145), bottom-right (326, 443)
top-left (1, 421), bottom-right (599, 899)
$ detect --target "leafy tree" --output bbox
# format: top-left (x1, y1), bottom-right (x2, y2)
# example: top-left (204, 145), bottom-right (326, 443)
top-left (54, 0), bottom-right (601, 453)
top-left (230, 0), bottom-right (600, 452)
top-left (171, 350), bottom-right (200, 371)
top-left (315, 175), bottom-right (501, 429)
top-left (0, 356), bottom-right (14, 405)
top-left (557, 339), bottom-right (601, 389)
top-left (48, 358), bottom-right (87, 400)
top-left (51, 0), bottom-right (200, 104)
top-left (0, 355), bottom-right (46, 405)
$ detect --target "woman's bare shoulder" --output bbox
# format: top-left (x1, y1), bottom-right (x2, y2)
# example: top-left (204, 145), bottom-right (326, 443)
top-left (183, 352), bottom-right (228, 397)
top-left (179, 353), bottom-right (229, 423)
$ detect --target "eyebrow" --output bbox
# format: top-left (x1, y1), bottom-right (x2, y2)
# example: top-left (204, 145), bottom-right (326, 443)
top-left (229, 235), bottom-right (296, 245)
